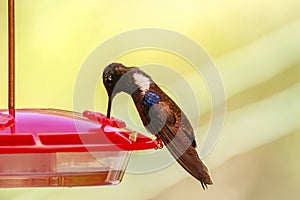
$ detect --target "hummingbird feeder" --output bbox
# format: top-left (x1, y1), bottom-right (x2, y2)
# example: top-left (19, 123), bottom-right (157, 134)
top-left (0, 0), bottom-right (161, 188)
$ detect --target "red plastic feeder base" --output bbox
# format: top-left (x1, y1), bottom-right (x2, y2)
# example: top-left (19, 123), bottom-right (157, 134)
top-left (0, 109), bottom-right (160, 187)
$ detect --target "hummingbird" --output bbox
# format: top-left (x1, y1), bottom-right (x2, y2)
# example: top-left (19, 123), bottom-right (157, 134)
top-left (102, 63), bottom-right (213, 189)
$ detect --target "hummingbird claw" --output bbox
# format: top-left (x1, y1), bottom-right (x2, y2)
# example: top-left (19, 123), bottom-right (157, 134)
top-left (154, 138), bottom-right (163, 149)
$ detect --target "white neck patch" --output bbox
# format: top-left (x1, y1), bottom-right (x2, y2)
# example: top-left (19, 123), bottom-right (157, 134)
top-left (133, 72), bottom-right (150, 92)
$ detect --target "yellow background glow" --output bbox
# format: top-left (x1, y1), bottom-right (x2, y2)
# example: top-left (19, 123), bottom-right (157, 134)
top-left (0, 0), bottom-right (299, 199)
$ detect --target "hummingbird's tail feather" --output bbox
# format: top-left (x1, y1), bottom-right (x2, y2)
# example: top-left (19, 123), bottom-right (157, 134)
top-left (177, 145), bottom-right (213, 189)
top-left (158, 127), bottom-right (213, 189)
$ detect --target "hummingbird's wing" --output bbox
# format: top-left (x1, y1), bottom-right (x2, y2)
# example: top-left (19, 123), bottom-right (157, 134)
top-left (176, 111), bottom-right (197, 148)
top-left (161, 125), bottom-right (213, 189)
top-left (144, 102), bottom-right (213, 189)
top-left (145, 101), bottom-right (197, 147)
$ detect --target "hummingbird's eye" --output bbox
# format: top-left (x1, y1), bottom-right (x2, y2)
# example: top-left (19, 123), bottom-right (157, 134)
top-left (107, 75), bottom-right (113, 83)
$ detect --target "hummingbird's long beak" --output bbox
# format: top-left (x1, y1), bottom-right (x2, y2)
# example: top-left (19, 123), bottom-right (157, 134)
top-left (106, 95), bottom-right (112, 118)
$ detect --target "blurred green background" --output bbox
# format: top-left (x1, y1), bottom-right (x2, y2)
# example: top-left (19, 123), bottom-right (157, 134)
top-left (0, 0), bottom-right (300, 199)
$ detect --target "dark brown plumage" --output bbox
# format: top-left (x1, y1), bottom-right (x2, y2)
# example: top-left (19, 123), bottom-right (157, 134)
top-left (103, 63), bottom-right (213, 189)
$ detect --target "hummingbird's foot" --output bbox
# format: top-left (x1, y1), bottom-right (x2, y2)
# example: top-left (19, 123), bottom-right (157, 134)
top-left (154, 138), bottom-right (163, 149)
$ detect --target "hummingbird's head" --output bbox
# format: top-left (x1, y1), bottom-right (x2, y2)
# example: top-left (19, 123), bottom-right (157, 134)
top-left (103, 62), bottom-right (152, 96)
top-left (102, 63), bottom-right (152, 118)
top-left (102, 63), bottom-right (130, 98)
top-left (103, 63), bottom-right (130, 118)
top-left (102, 63), bottom-right (143, 117)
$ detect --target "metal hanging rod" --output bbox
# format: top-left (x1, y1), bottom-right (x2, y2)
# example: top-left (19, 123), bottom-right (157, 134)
top-left (8, 0), bottom-right (15, 110)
